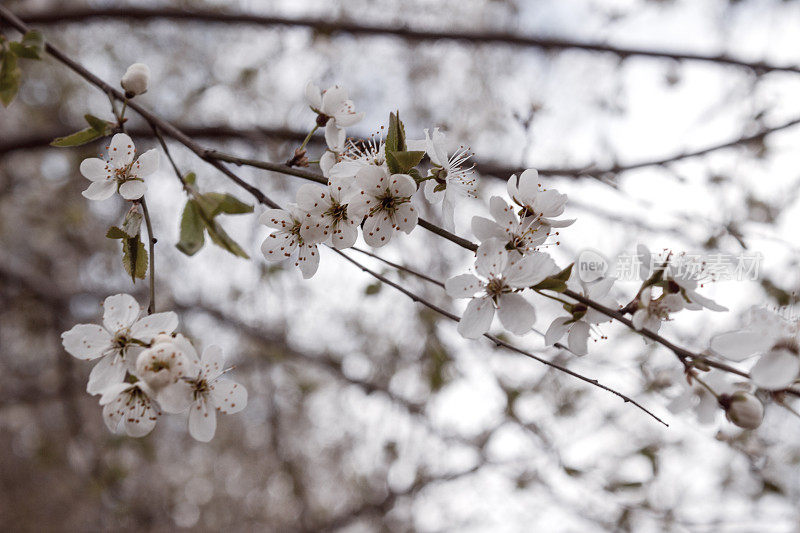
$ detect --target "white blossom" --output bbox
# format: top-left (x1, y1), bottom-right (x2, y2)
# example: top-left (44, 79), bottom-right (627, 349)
top-left (260, 205), bottom-right (324, 278)
top-left (638, 245), bottom-right (727, 312)
top-left (711, 307), bottom-right (800, 390)
top-left (159, 345), bottom-right (248, 442)
top-left (631, 286), bottom-right (684, 333)
top-left (407, 128), bottom-right (476, 231)
top-left (446, 239), bottom-right (557, 339)
top-left (472, 196), bottom-right (551, 253)
top-left (120, 62), bottom-right (150, 96)
top-left (295, 178), bottom-right (360, 249)
top-left (506, 169), bottom-right (574, 228)
top-left (347, 166), bottom-right (418, 248)
top-left (305, 82), bottom-right (364, 129)
top-left (61, 294), bottom-right (179, 394)
top-left (99, 381), bottom-right (161, 438)
top-left (135, 334), bottom-right (198, 391)
top-left (79, 133), bottom-right (158, 201)
top-left (545, 276), bottom-right (617, 356)
top-left (328, 136), bottom-right (387, 181)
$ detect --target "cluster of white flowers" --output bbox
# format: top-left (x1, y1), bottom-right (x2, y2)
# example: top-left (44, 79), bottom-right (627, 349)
top-left (61, 294), bottom-right (247, 441)
top-left (261, 82), bottom-right (478, 277)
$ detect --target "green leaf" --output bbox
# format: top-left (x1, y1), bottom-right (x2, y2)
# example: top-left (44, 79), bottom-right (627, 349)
top-left (0, 50), bottom-right (22, 107)
top-left (532, 278), bottom-right (567, 292)
top-left (122, 235), bottom-right (148, 283)
top-left (183, 172), bottom-right (197, 185)
top-left (364, 282), bottom-right (382, 295)
top-left (50, 127), bottom-right (104, 147)
top-left (9, 30), bottom-right (44, 60)
top-left (389, 150), bottom-right (425, 174)
top-left (384, 150), bottom-right (401, 175)
top-left (553, 263), bottom-right (574, 282)
top-left (197, 192), bottom-right (253, 216)
top-left (385, 111), bottom-right (406, 153)
top-left (106, 226), bottom-right (128, 240)
top-left (433, 182), bottom-right (447, 193)
top-left (176, 200), bottom-right (205, 256)
top-left (203, 217), bottom-right (249, 259)
top-left (84, 113), bottom-right (113, 133)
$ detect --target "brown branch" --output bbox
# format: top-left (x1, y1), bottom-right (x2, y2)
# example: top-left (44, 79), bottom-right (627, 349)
top-left (334, 248), bottom-right (668, 426)
top-left (5, 117), bottom-right (800, 183)
top-left (13, 6), bottom-right (800, 75)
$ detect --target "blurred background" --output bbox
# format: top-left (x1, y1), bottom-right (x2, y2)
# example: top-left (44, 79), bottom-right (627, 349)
top-left (2, 0), bottom-right (800, 531)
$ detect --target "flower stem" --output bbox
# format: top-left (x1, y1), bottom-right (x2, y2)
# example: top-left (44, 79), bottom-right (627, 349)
top-left (139, 196), bottom-right (156, 314)
top-left (298, 124), bottom-right (319, 151)
top-left (692, 373), bottom-right (720, 401)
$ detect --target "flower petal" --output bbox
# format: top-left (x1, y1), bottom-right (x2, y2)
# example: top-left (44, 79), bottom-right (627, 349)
top-left (157, 382), bottom-right (193, 413)
top-left (567, 321), bottom-right (590, 356)
top-left (544, 317), bottom-right (571, 346)
top-left (296, 243), bottom-right (320, 279)
top-left (392, 203), bottom-right (418, 234)
top-left (362, 211), bottom-right (394, 247)
top-left (61, 324), bottom-right (112, 360)
top-left (129, 311), bottom-right (179, 342)
top-left (87, 354), bottom-right (127, 395)
top-left (488, 196), bottom-right (517, 234)
top-left (210, 379), bottom-right (248, 414)
top-left (305, 81), bottom-right (322, 110)
top-left (82, 180), bottom-right (116, 201)
top-left (107, 133), bottom-right (135, 168)
top-left (750, 349), bottom-right (800, 390)
top-left (261, 231), bottom-right (298, 261)
top-left (324, 120), bottom-right (346, 152)
top-left (189, 398), bottom-right (217, 442)
top-left (457, 297), bottom-right (495, 339)
top-left (504, 251), bottom-right (557, 288)
top-left (102, 293), bottom-right (141, 332)
top-left (118, 180), bottom-right (147, 200)
top-left (497, 293), bottom-right (536, 335)
top-left (258, 208), bottom-right (295, 229)
top-left (445, 273), bottom-right (483, 299)
top-left (79, 158), bottom-right (112, 182)
top-left (710, 330), bottom-right (772, 362)
top-left (331, 219), bottom-right (359, 249)
top-left (471, 216), bottom-right (505, 243)
top-left (202, 345), bottom-right (226, 380)
top-left (131, 148), bottom-right (158, 178)
top-left (475, 238), bottom-right (508, 278)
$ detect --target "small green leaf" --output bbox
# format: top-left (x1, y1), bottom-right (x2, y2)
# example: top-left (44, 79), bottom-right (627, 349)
top-left (84, 113), bottom-right (113, 134)
top-left (433, 182), bottom-right (447, 193)
top-left (106, 226), bottom-right (128, 240)
top-left (176, 200), bottom-right (205, 256)
top-left (9, 30), bottom-right (44, 60)
top-left (51, 127), bottom-right (104, 147)
top-left (553, 263), bottom-right (574, 282)
top-left (385, 150), bottom-right (401, 175)
top-left (184, 172), bottom-right (197, 185)
top-left (122, 235), bottom-right (148, 282)
top-left (0, 50), bottom-right (22, 107)
top-left (203, 218), bottom-right (249, 259)
top-left (385, 111), bottom-right (406, 153)
top-left (532, 278), bottom-right (567, 292)
top-left (364, 282), bottom-right (382, 296)
top-left (386, 150), bottom-right (425, 174)
top-left (197, 192), bottom-right (253, 216)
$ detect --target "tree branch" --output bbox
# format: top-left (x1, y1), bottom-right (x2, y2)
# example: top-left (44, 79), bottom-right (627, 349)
top-left (14, 6), bottom-right (800, 75)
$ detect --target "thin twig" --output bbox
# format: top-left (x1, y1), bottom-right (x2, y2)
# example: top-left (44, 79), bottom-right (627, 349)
top-left (334, 248), bottom-right (668, 426)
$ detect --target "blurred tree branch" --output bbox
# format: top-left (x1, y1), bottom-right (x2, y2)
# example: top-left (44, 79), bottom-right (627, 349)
top-left (13, 7), bottom-right (800, 75)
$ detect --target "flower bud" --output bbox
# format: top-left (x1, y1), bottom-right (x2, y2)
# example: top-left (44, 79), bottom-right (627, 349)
top-left (121, 63), bottom-right (150, 97)
top-left (135, 339), bottom-right (189, 390)
top-left (723, 392), bottom-right (764, 430)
